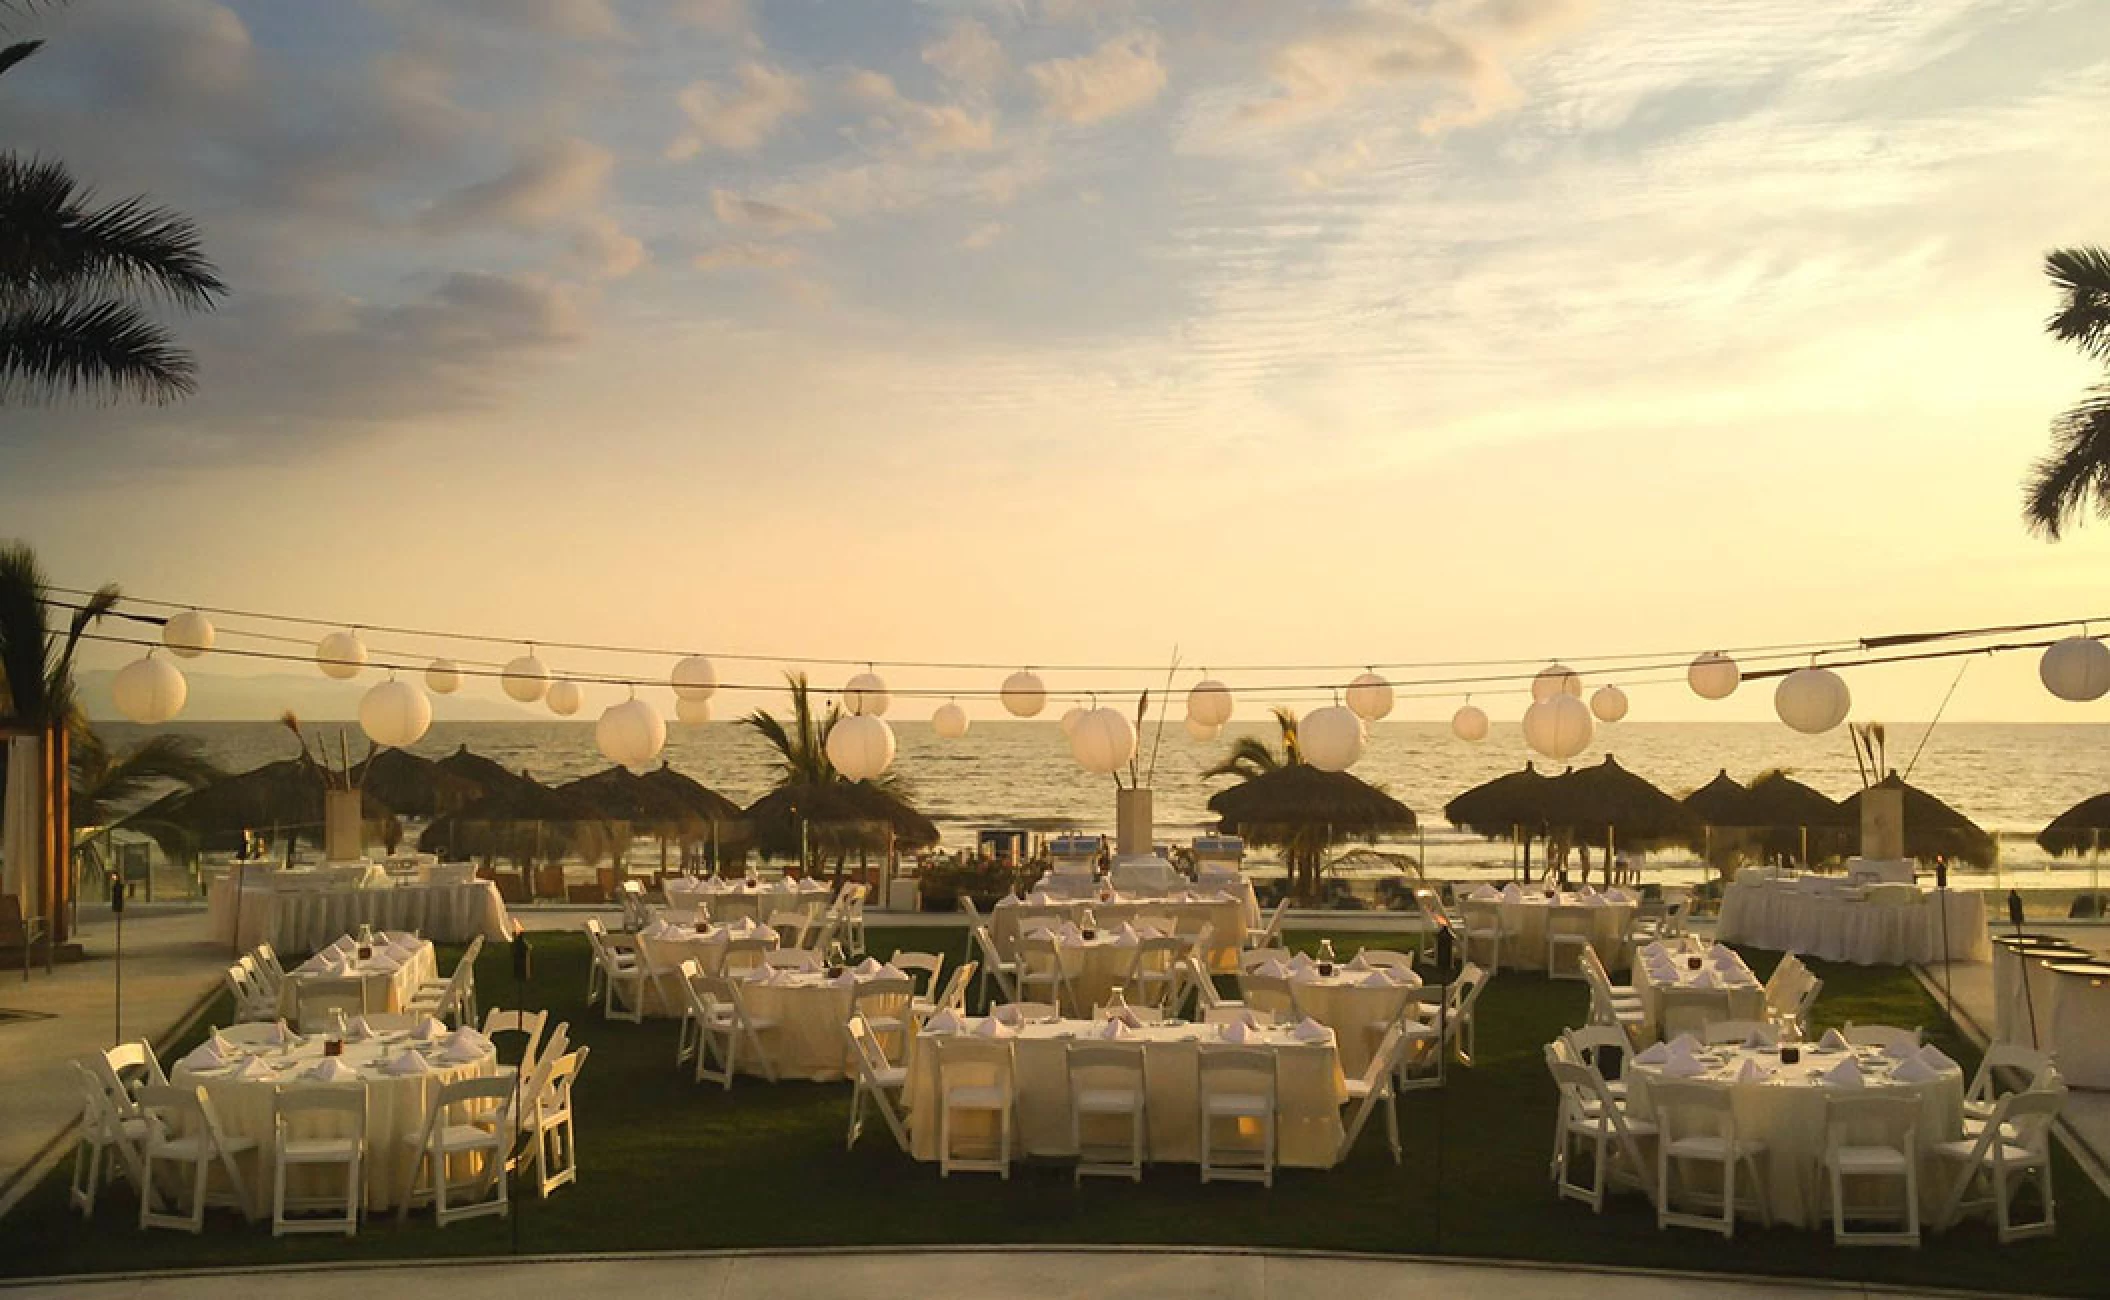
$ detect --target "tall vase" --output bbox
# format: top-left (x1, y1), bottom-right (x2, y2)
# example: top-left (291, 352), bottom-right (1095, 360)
top-left (1116, 787), bottom-right (1153, 859)
top-left (324, 789), bottom-right (363, 863)
top-left (1860, 785), bottom-right (1905, 863)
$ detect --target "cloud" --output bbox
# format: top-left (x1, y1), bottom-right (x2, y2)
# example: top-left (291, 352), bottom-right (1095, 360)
top-left (840, 69), bottom-right (997, 157)
top-left (419, 137), bottom-right (614, 233)
top-left (571, 214), bottom-right (648, 277)
top-left (456, 0), bottom-right (628, 42)
top-left (962, 221), bottom-right (1005, 250)
top-left (1027, 31), bottom-right (1167, 124)
top-left (693, 242), bottom-right (802, 271)
top-left (667, 62), bottom-right (807, 157)
top-left (711, 188), bottom-right (834, 233)
top-left (670, 0), bottom-right (749, 30)
top-left (924, 18), bottom-right (1007, 93)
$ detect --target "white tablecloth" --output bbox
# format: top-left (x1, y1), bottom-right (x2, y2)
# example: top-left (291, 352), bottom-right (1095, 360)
top-left (1628, 1043), bottom-right (1965, 1227)
top-left (1633, 940), bottom-right (1766, 1043)
top-left (210, 877), bottom-right (512, 952)
top-left (1990, 937), bottom-right (2093, 1050)
top-left (1717, 881), bottom-right (1990, 965)
top-left (993, 891), bottom-right (1252, 971)
top-left (276, 939), bottom-right (437, 1018)
top-left (172, 1030), bottom-right (501, 1213)
top-left (2045, 961), bottom-right (2110, 1089)
top-left (905, 1019), bottom-right (1347, 1168)
top-left (1253, 965), bottom-right (1421, 1077)
top-left (1461, 891), bottom-right (1636, 972)
top-left (634, 921), bottom-right (780, 1013)
top-left (736, 965), bottom-right (910, 1080)
top-left (662, 878), bottom-right (832, 924)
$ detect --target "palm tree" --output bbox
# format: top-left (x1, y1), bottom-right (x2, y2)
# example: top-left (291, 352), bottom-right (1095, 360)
top-left (739, 671), bottom-right (840, 796)
top-left (2022, 247), bottom-right (2110, 538)
top-left (68, 727), bottom-right (221, 893)
top-left (0, 31), bottom-right (225, 404)
top-left (738, 672), bottom-right (929, 878)
top-left (1202, 708), bottom-right (1328, 902)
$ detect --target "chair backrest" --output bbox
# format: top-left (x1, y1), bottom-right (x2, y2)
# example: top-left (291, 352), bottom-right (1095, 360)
top-left (1355, 949), bottom-right (1417, 973)
top-left (274, 1084), bottom-right (367, 1139)
top-left (297, 977), bottom-right (372, 1030)
top-left (935, 1036), bottom-right (1014, 1094)
top-left (1562, 1024), bottom-right (1630, 1080)
top-left (692, 972), bottom-right (753, 1024)
top-left (1130, 936), bottom-right (1185, 980)
top-left (1452, 963), bottom-right (1489, 1020)
top-left (973, 925), bottom-right (1008, 974)
top-left (1181, 956), bottom-right (1222, 1010)
top-left (1701, 1019), bottom-right (1778, 1046)
top-left (1463, 898), bottom-right (1504, 930)
top-left (1257, 898), bottom-right (1289, 945)
top-left (73, 1061), bottom-right (124, 1138)
top-left (536, 1046), bottom-right (589, 1116)
top-left (1969, 1044), bottom-right (2055, 1109)
top-left (722, 936), bottom-right (774, 973)
top-left (1649, 1079), bottom-right (1735, 1146)
top-left (957, 896), bottom-right (983, 929)
top-left (1239, 973), bottom-right (1296, 1020)
top-left (853, 975), bottom-right (916, 1023)
top-left (482, 1007), bottom-right (549, 1071)
top-left (1015, 934), bottom-right (1064, 978)
top-left (1546, 903), bottom-right (1593, 937)
top-left (1066, 1041), bottom-right (1144, 1092)
top-left (1982, 1085), bottom-right (2066, 1157)
top-left (933, 961), bottom-right (977, 1012)
top-left (429, 1074), bottom-right (517, 1137)
top-left (891, 950), bottom-right (945, 996)
top-left (103, 1040), bottom-right (168, 1102)
top-left (1197, 1045), bottom-right (1277, 1101)
top-left (1362, 1022), bottom-right (1410, 1093)
top-left (1823, 1092), bottom-right (1919, 1160)
top-left (1549, 1057), bottom-right (1655, 1198)
top-left (136, 1084), bottom-right (216, 1149)
top-left (1843, 1023), bottom-right (1922, 1053)
top-left (252, 943), bottom-right (285, 982)
top-left (677, 961), bottom-right (721, 1029)
top-left (845, 1013), bottom-right (894, 1076)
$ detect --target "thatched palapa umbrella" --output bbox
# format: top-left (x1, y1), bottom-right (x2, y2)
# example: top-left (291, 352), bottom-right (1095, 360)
top-left (1208, 764), bottom-right (1416, 903)
top-left (1444, 762), bottom-right (1556, 876)
top-left (1681, 769), bottom-right (1753, 873)
top-left (1838, 772), bottom-right (1994, 868)
top-left (638, 763), bottom-right (748, 870)
top-left (1542, 755), bottom-right (1695, 883)
top-left (1743, 771), bottom-right (1849, 865)
top-left (417, 772), bottom-right (604, 868)
top-left (141, 759), bottom-right (396, 858)
top-left (434, 744), bottom-right (523, 798)
top-left (743, 781), bottom-right (939, 867)
top-left (2037, 792), bottom-right (2110, 858)
top-left (347, 748), bottom-right (484, 819)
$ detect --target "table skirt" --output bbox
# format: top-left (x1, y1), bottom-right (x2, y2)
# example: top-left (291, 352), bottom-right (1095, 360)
top-left (211, 880), bottom-right (512, 953)
top-left (1717, 885), bottom-right (1989, 965)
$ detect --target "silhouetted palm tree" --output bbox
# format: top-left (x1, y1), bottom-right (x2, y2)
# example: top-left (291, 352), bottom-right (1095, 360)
top-left (69, 727), bottom-right (222, 882)
top-left (0, 540), bottom-right (116, 730)
top-left (2022, 247), bottom-right (2110, 538)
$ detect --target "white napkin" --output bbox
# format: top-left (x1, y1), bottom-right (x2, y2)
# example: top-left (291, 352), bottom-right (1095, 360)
top-left (1918, 1045), bottom-right (1958, 1073)
top-left (209, 1028), bottom-right (236, 1056)
top-left (1135, 924), bottom-right (1164, 940)
top-left (1500, 883), bottom-right (1523, 902)
top-left (1889, 1056), bottom-right (1938, 1083)
top-left (1823, 1058), bottom-right (1864, 1087)
top-left (1641, 941), bottom-right (1667, 959)
top-left (1661, 1054), bottom-right (1709, 1078)
top-left (924, 1010), bottom-right (964, 1035)
top-left (971, 1017), bottom-right (1015, 1039)
top-left (1287, 952), bottom-right (1317, 975)
top-left (384, 1050), bottom-right (431, 1076)
top-left (1027, 891), bottom-right (1051, 905)
top-left (319, 954), bottom-right (350, 976)
top-left (347, 1016), bottom-right (375, 1041)
top-left (1818, 1028), bottom-right (1850, 1051)
top-left (1734, 1057), bottom-right (1774, 1083)
top-left (1292, 1016), bottom-right (1331, 1043)
top-left (181, 1040), bottom-right (226, 1070)
top-left (1058, 921), bottom-right (1084, 942)
top-left (411, 1016), bottom-right (446, 1041)
top-left (1635, 1042), bottom-right (1670, 1065)
top-left (991, 1004), bottom-right (1028, 1026)
top-left (1693, 967), bottom-right (1720, 990)
top-left (307, 1057), bottom-right (360, 1083)
top-left (827, 969), bottom-right (858, 988)
top-left (1255, 959), bottom-right (1289, 979)
top-left (1096, 1018), bottom-right (1133, 1040)
top-left (1606, 888), bottom-right (1635, 903)
top-left (1742, 1030), bottom-right (1771, 1050)
top-left (229, 1056), bottom-right (278, 1081)
top-left (1708, 943), bottom-right (1735, 961)
top-left (1667, 1033), bottom-right (1701, 1057)
top-left (1218, 1019), bottom-right (1254, 1044)
top-left (1470, 884), bottom-right (1500, 901)
top-left (854, 957), bottom-right (884, 976)
top-left (1578, 883), bottom-right (1598, 898)
top-left (1360, 970), bottom-right (1393, 988)
top-left (1580, 893), bottom-right (1607, 908)
top-left (1883, 1038), bottom-right (1919, 1060)
top-left (1346, 950), bottom-right (1371, 971)
top-left (330, 937), bottom-right (357, 955)
top-left (1112, 927), bottom-right (1140, 948)
top-left (266, 1019), bottom-right (295, 1046)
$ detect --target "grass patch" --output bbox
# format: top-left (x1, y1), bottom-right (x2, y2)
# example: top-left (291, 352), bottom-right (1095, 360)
top-left (2, 928), bottom-right (2102, 1294)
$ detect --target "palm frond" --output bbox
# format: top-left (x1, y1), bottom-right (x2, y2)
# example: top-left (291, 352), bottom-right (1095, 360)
top-left (0, 540), bottom-right (52, 724)
top-left (0, 296), bottom-right (197, 403)
top-left (0, 154), bottom-right (226, 308)
top-left (0, 39), bottom-right (40, 76)
top-left (70, 731), bottom-right (222, 827)
top-left (2023, 386), bottom-right (2110, 540)
top-left (2047, 247), bottom-right (2110, 362)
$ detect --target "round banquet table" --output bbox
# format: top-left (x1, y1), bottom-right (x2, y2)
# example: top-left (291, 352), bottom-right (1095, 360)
top-left (1274, 966), bottom-right (1422, 1077)
top-left (733, 963), bottom-right (912, 1080)
top-left (2045, 961), bottom-right (2110, 1089)
top-left (1627, 1042), bottom-right (1965, 1227)
top-left (634, 921), bottom-right (781, 1014)
top-left (172, 1029), bottom-right (502, 1214)
top-left (276, 937), bottom-right (436, 1018)
top-left (1990, 935), bottom-right (2093, 1049)
top-left (1463, 892), bottom-right (1636, 972)
top-left (662, 878), bottom-right (832, 924)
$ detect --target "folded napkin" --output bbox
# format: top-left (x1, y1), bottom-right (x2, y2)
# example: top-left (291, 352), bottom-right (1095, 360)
top-left (265, 1019), bottom-right (295, 1046)
top-left (1292, 1017), bottom-right (1331, 1043)
top-left (1883, 1038), bottom-right (1919, 1060)
top-left (1635, 1042), bottom-right (1671, 1066)
top-left (330, 937), bottom-right (358, 954)
top-left (1578, 883), bottom-right (1598, 897)
top-left (1219, 1020), bottom-right (1255, 1044)
top-left (1057, 922), bottom-right (1083, 941)
top-left (1096, 1019), bottom-right (1134, 1040)
top-left (827, 970), bottom-right (859, 988)
top-left (307, 1058), bottom-right (360, 1083)
top-left (854, 957), bottom-right (884, 976)
top-left (1135, 924), bottom-right (1164, 940)
top-left (1734, 1057), bottom-right (1774, 1084)
top-left (1581, 893), bottom-right (1608, 907)
top-left (1823, 1058), bottom-right (1864, 1088)
top-left (1360, 970), bottom-right (1394, 988)
top-left (410, 1016), bottom-right (446, 1042)
top-left (1708, 943), bottom-right (1734, 960)
top-left (1743, 1030), bottom-right (1772, 1050)
top-left (1027, 891), bottom-right (1051, 905)
top-left (439, 1039), bottom-right (485, 1064)
top-left (318, 955), bottom-right (350, 976)
top-left (181, 1040), bottom-right (227, 1070)
top-left (1661, 1054), bottom-right (1709, 1078)
top-left (971, 1017), bottom-right (1015, 1039)
top-left (991, 1004), bottom-right (1028, 1026)
top-left (1818, 1028), bottom-right (1850, 1051)
top-left (1641, 941), bottom-right (1667, 958)
top-left (347, 1015), bottom-right (375, 1041)
top-left (1889, 1056), bottom-right (1938, 1083)
top-left (1255, 959), bottom-right (1289, 979)
top-left (442, 1027), bottom-right (487, 1053)
top-left (1606, 888), bottom-right (1635, 904)
top-left (924, 1010), bottom-right (965, 1035)
top-left (1918, 1045), bottom-right (1958, 1073)
top-left (1117, 923), bottom-right (1138, 941)
top-left (1287, 953), bottom-right (1317, 974)
top-left (1500, 883), bottom-right (1523, 902)
top-left (1469, 884), bottom-right (1501, 901)
top-left (729, 916), bottom-right (757, 933)
top-left (1693, 968), bottom-right (1720, 990)
top-left (229, 1056), bottom-right (278, 1081)
top-left (1667, 1033), bottom-right (1701, 1057)
top-left (383, 1050), bottom-right (431, 1076)
top-left (1346, 950), bottom-right (1371, 971)
top-left (1111, 928), bottom-right (1140, 948)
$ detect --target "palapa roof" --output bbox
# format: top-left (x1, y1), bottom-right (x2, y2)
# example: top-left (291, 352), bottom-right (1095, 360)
top-left (637, 763), bottom-right (745, 824)
top-left (1542, 755), bottom-right (1695, 849)
top-left (1681, 770), bottom-right (1754, 826)
top-left (1207, 764), bottom-right (1416, 844)
top-left (1837, 772), bottom-right (1994, 867)
top-left (140, 759), bottom-right (396, 852)
top-left (2037, 792), bottom-right (2110, 857)
top-left (1744, 771), bottom-right (1848, 828)
top-left (742, 780), bottom-right (940, 858)
top-left (434, 744), bottom-right (523, 797)
top-left (1443, 762), bottom-right (1555, 839)
top-left (347, 748), bottom-right (484, 819)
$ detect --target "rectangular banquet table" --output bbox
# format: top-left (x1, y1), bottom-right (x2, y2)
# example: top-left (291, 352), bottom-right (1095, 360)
top-left (210, 875), bottom-right (513, 952)
top-left (1461, 889), bottom-right (1638, 972)
top-left (992, 891), bottom-right (1252, 971)
top-left (276, 936), bottom-right (437, 1018)
top-left (662, 877), bottom-right (833, 924)
top-left (905, 1018), bottom-right (1347, 1168)
top-left (1716, 879), bottom-right (1990, 965)
top-left (1633, 939), bottom-right (1766, 1042)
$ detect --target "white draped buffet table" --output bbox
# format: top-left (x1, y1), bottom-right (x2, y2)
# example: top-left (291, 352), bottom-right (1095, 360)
top-left (1461, 888), bottom-right (1638, 972)
top-left (992, 888), bottom-right (1256, 971)
top-left (1633, 939), bottom-right (1767, 1043)
top-left (1716, 879), bottom-right (1989, 965)
top-left (209, 872), bottom-right (512, 952)
top-left (275, 935), bottom-right (437, 1018)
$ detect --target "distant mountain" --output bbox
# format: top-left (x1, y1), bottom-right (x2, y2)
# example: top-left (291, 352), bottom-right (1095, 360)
top-left (75, 669), bottom-right (546, 722)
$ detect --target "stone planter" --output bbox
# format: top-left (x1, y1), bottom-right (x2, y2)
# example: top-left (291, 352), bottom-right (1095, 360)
top-left (323, 789), bottom-right (363, 862)
top-left (1116, 787), bottom-right (1154, 858)
top-left (1860, 785), bottom-right (1904, 861)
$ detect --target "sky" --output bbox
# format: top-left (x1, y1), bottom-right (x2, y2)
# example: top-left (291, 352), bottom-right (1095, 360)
top-left (5, 0), bottom-right (2110, 725)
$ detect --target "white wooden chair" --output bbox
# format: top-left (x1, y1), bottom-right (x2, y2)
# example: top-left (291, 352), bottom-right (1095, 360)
top-left (270, 1086), bottom-right (364, 1237)
top-left (1338, 1022), bottom-right (1409, 1165)
top-left (1653, 1080), bottom-right (1771, 1238)
top-left (137, 1084), bottom-right (255, 1233)
top-left (223, 962), bottom-right (278, 1022)
top-left (398, 1075), bottom-right (515, 1226)
top-left (918, 961), bottom-right (976, 1020)
top-left (1562, 1023), bottom-right (1634, 1099)
top-left (1013, 935), bottom-right (1073, 1016)
top-left (1461, 899), bottom-right (1509, 974)
top-left (1067, 1042), bottom-right (1146, 1183)
top-left (1127, 936), bottom-right (1186, 1013)
top-left (68, 1061), bottom-right (147, 1217)
top-left (686, 970), bottom-right (780, 1086)
top-left (935, 1036), bottom-right (1014, 1178)
top-left (584, 919), bottom-right (647, 1021)
top-left (1248, 899), bottom-right (1289, 950)
top-left (892, 950), bottom-right (945, 1004)
top-left (296, 977), bottom-right (373, 1034)
top-left (1547, 1052), bottom-right (1657, 1213)
top-left (481, 1007), bottom-right (549, 1077)
top-left (1934, 1085), bottom-right (2064, 1242)
top-left (722, 935), bottom-right (774, 976)
top-left (973, 925), bottom-right (1020, 1006)
top-left (844, 1014), bottom-right (911, 1153)
top-left (763, 948), bottom-right (822, 972)
top-left (1821, 1092), bottom-right (1921, 1246)
top-left (1179, 955), bottom-right (1239, 1021)
top-left (852, 975), bottom-right (916, 1062)
top-left (520, 1047), bottom-right (589, 1197)
top-left (1545, 904), bottom-right (1595, 981)
top-left (1964, 1044), bottom-right (2056, 1135)
top-left (1198, 1045), bottom-right (1276, 1186)
top-left (1239, 972), bottom-right (1297, 1023)
top-left (409, 935), bottom-right (483, 1028)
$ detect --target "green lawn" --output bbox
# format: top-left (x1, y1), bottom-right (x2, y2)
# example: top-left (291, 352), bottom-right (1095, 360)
top-left (2, 927), bottom-right (2103, 1295)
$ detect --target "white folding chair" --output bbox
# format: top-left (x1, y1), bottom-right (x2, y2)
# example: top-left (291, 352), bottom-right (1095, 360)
top-left (271, 1086), bottom-right (365, 1237)
top-left (1562, 1023), bottom-right (1634, 1099)
top-left (853, 975), bottom-right (917, 1063)
top-left (844, 1015), bottom-right (911, 1153)
top-left (1964, 1044), bottom-right (2056, 1134)
top-left (722, 935), bottom-right (775, 975)
top-left (398, 1075), bottom-right (515, 1226)
top-left (137, 1084), bottom-right (255, 1233)
top-left (1067, 1042), bottom-right (1146, 1183)
top-left (481, 1007), bottom-right (549, 1077)
top-left (973, 925), bottom-right (1020, 1007)
top-left (935, 1036), bottom-right (1014, 1178)
top-left (1248, 899), bottom-right (1289, 950)
top-left (68, 1061), bottom-right (147, 1217)
top-left (892, 950), bottom-right (945, 1004)
top-left (520, 1047), bottom-right (589, 1198)
top-left (1821, 1092), bottom-right (1920, 1246)
top-left (1461, 899), bottom-right (1508, 974)
top-left (1934, 1086), bottom-right (2064, 1242)
top-left (1179, 955), bottom-right (1239, 1021)
top-left (763, 948), bottom-right (823, 972)
top-left (224, 962), bottom-right (278, 1022)
top-left (1198, 1045), bottom-right (1276, 1187)
top-left (1653, 1080), bottom-right (1771, 1238)
top-left (584, 919), bottom-right (647, 1021)
top-left (1449, 963), bottom-right (1490, 1066)
top-left (1014, 935), bottom-right (1073, 1016)
top-left (1239, 972), bottom-right (1297, 1023)
top-left (409, 936), bottom-right (484, 1027)
top-left (296, 977), bottom-right (373, 1034)
top-left (687, 971), bottom-right (780, 1086)
top-left (1545, 904), bottom-right (1594, 981)
top-left (921, 962), bottom-right (977, 1019)
top-left (1338, 1022), bottom-right (1409, 1165)
top-left (1127, 936), bottom-right (1186, 1013)
top-left (1547, 1053), bottom-right (1658, 1213)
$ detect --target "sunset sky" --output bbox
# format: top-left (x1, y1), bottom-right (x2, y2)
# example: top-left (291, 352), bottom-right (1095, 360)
top-left (6, 0), bottom-right (2110, 723)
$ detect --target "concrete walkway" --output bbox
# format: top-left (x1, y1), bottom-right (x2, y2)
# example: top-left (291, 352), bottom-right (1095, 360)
top-left (0, 1247), bottom-right (2044, 1300)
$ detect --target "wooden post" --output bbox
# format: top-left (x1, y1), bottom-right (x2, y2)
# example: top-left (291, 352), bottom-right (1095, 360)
top-left (51, 722), bottom-right (70, 945)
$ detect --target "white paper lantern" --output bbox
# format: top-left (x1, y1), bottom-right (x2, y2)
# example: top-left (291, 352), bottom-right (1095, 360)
top-left (596, 697), bottom-right (666, 769)
top-left (1774, 667), bottom-right (1850, 735)
top-left (1300, 704), bottom-right (1366, 772)
top-left (1060, 706), bottom-right (1086, 737)
top-left (501, 651), bottom-right (550, 703)
top-left (843, 671), bottom-right (890, 717)
top-left (426, 658), bottom-right (462, 694)
top-left (161, 610), bottom-right (214, 658)
top-left (1185, 716), bottom-right (1221, 741)
top-left (672, 655), bottom-right (718, 702)
top-left (1451, 704), bottom-right (1489, 742)
top-left (676, 696), bottom-right (712, 726)
top-left (1000, 670), bottom-right (1047, 718)
top-left (1531, 663), bottom-right (1582, 702)
top-left (1187, 679), bottom-right (1234, 726)
top-left (358, 678), bottom-right (431, 748)
top-left (2040, 636), bottom-right (2110, 703)
top-left (1590, 684), bottom-right (1629, 724)
top-left (316, 630), bottom-right (366, 680)
top-left (827, 712), bottom-right (897, 780)
top-left (546, 679), bottom-right (583, 717)
top-left (1688, 651), bottom-right (1740, 701)
top-left (1523, 694), bottom-right (1593, 761)
top-left (1071, 706), bottom-right (1137, 775)
top-left (933, 701), bottom-right (970, 738)
top-left (1346, 671), bottom-right (1394, 721)
top-left (111, 654), bottom-right (186, 723)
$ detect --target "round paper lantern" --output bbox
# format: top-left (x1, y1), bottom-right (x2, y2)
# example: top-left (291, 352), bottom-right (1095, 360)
top-left (596, 697), bottom-right (666, 769)
top-left (501, 651), bottom-right (550, 703)
top-left (1775, 667), bottom-right (1850, 735)
top-left (1346, 671), bottom-right (1394, 722)
top-left (1000, 670), bottom-right (1047, 718)
top-left (1590, 684), bottom-right (1629, 724)
top-left (112, 654), bottom-right (186, 724)
top-left (1059, 706), bottom-right (1086, 737)
top-left (827, 712), bottom-right (897, 780)
top-left (843, 671), bottom-right (890, 717)
top-left (161, 610), bottom-right (214, 658)
top-left (1451, 703), bottom-right (1489, 742)
top-left (1071, 706), bottom-right (1137, 775)
top-left (1300, 704), bottom-right (1366, 772)
top-left (1185, 716), bottom-right (1221, 741)
top-left (1688, 651), bottom-right (1740, 701)
top-left (1187, 679), bottom-right (1234, 726)
top-left (358, 678), bottom-right (431, 748)
top-left (933, 700), bottom-right (970, 738)
top-left (2040, 636), bottom-right (2110, 703)
top-left (546, 679), bottom-right (583, 717)
top-left (676, 696), bottom-right (712, 726)
top-left (316, 630), bottom-right (366, 680)
top-left (1523, 694), bottom-right (1593, 761)
top-left (426, 658), bottom-right (462, 694)
top-left (672, 655), bottom-right (718, 702)
top-left (1531, 663), bottom-right (1581, 702)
